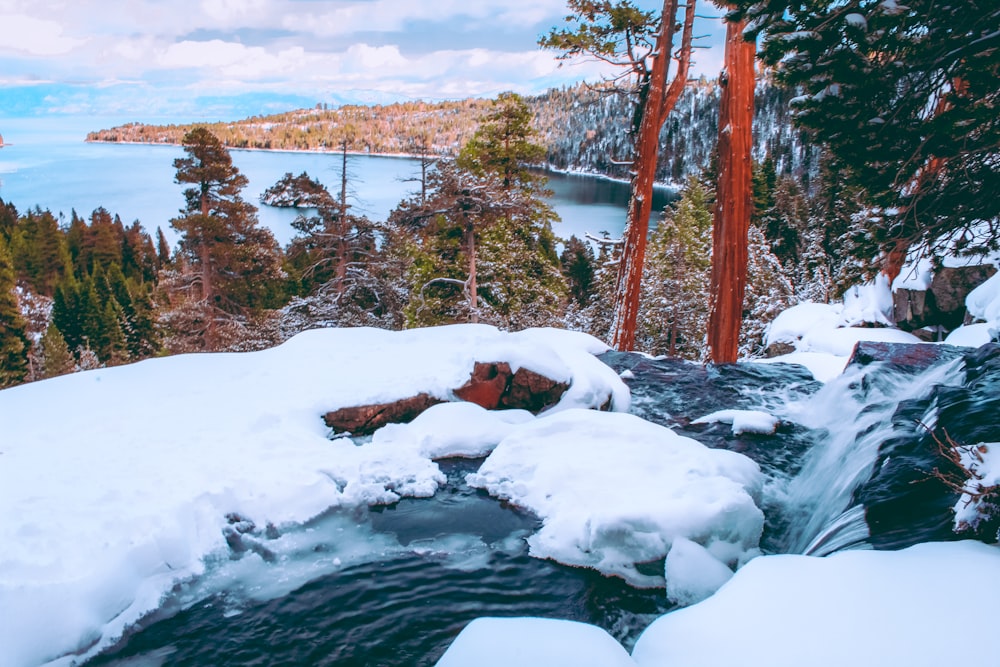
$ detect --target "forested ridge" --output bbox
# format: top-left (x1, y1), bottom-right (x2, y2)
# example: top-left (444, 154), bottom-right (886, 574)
top-left (87, 76), bottom-right (818, 186)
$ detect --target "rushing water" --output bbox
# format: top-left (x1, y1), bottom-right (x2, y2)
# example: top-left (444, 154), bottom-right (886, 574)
top-left (0, 116), bottom-right (675, 247)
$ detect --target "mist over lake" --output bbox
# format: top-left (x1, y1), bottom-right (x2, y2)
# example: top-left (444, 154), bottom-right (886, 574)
top-left (0, 116), bottom-right (674, 247)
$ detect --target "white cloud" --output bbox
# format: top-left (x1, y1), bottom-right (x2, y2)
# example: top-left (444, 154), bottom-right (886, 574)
top-left (0, 13), bottom-right (86, 55)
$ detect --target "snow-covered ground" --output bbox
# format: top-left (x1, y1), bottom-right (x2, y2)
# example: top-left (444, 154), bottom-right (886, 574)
top-left (0, 325), bottom-right (633, 667)
top-left (4, 280), bottom-right (999, 666)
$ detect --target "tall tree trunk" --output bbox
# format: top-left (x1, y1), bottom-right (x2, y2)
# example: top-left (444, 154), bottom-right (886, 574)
top-left (466, 221), bottom-right (478, 323)
top-left (610, 0), bottom-right (678, 351)
top-left (708, 16), bottom-right (755, 364)
top-left (199, 193), bottom-right (215, 349)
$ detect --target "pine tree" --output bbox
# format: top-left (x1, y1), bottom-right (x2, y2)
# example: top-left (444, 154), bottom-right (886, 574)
top-left (168, 127), bottom-right (284, 349)
top-left (39, 322), bottom-right (76, 378)
top-left (0, 234), bottom-right (31, 387)
top-left (740, 0), bottom-right (1000, 266)
top-left (637, 176), bottom-right (713, 359)
top-left (0, 240), bottom-right (30, 387)
top-left (541, 0), bottom-right (698, 350)
top-left (740, 225), bottom-right (794, 358)
top-left (560, 236), bottom-right (597, 307)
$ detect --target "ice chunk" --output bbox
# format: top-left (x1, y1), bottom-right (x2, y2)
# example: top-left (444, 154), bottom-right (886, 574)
top-left (664, 537), bottom-right (734, 607)
top-left (692, 409), bottom-right (779, 435)
top-left (436, 617), bottom-right (636, 667)
top-left (467, 410), bottom-right (764, 586)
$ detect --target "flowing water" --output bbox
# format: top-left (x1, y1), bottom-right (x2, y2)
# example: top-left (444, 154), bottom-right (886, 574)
top-left (70, 345), bottom-right (1000, 666)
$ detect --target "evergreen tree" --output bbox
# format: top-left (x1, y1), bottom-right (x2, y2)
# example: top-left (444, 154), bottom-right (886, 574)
top-left (168, 127), bottom-right (284, 349)
top-left (740, 0), bottom-right (1000, 266)
top-left (560, 236), bottom-right (597, 307)
top-left (156, 227), bottom-right (172, 266)
top-left (39, 322), bottom-right (76, 379)
top-left (637, 176), bottom-right (713, 359)
top-left (0, 234), bottom-right (31, 387)
top-left (740, 225), bottom-right (794, 358)
top-left (10, 208), bottom-right (69, 297)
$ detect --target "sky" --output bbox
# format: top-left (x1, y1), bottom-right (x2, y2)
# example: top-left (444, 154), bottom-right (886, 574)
top-left (0, 0), bottom-right (727, 122)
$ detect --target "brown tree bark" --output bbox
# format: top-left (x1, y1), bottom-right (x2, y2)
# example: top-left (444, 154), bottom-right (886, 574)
top-left (610, 0), bottom-right (695, 351)
top-left (708, 16), bottom-right (755, 364)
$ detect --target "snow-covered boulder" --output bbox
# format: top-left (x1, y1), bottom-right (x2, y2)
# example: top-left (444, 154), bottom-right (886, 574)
top-left (435, 617), bottom-right (636, 667)
top-left (467, 409), bottom-right (764, 586)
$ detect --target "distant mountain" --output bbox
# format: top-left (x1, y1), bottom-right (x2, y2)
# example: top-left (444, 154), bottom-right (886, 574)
top-left (87, 77), bottom-right (818, 186)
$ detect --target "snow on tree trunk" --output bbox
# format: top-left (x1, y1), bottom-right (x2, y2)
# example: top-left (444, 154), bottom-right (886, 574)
top-left (708, 16), bottom-right (755, 364)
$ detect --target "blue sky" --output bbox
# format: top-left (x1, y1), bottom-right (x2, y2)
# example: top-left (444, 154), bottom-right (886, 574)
top-left (0, 0), bottom-right (727, 121)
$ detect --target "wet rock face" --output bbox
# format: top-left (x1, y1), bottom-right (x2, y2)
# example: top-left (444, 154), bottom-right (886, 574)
top-left (853, 343), bottom-right (1000, 549)
top-left (846, 340), bottom-right (968, 374)
top-left (894, 265), bottom-right (997, 332)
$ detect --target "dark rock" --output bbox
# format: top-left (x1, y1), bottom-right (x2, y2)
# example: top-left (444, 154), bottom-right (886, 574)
top-left (931, 265), bottom-right (996, 328)
top-left (453, 362), bottom-right (513, 410)
top-left (845, 340), bottom-right (967, 373)
top-left (323, 393), bottom-right (444, 435)
top-left (500, 367), bottom-right (570, 413)
top-left (764, 342), bottom-right (796, 358)
top-left (892, 288), bottom-right (932, 330)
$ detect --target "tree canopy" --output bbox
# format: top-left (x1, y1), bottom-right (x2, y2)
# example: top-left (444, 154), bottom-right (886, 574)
top-left (737, 0), bottom-right (1000, 265)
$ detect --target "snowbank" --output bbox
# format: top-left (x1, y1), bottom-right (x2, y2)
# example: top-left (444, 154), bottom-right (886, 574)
top-left (762, 298), bottom-right (921, 380)
top-left (436, 617), bottom-right (636, 667)
top-left (966, 271), bottom-right (1000, 326)
top-left (0, 325), bottom-right (626, 667)
top-left (632, 541), bottom-right (1000, 667)
top-left (467, 409), bottom-right (764, 586)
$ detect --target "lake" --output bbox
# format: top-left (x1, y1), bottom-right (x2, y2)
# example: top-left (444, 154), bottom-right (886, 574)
top-left (0, 116), bottom-right (675, 247)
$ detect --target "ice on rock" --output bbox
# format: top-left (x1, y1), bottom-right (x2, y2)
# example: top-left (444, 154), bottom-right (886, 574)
top-left (692, 409), bottom-right (779, 435)
top-left (435, 617), bottom-right (637, 667)
top-left (467, 410), bottom-right (764, 586)
top-left (664, 537), bottom-right (734, 607)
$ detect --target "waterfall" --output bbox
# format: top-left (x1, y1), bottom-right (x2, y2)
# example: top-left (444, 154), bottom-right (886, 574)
top-left (773, 357), bottom-right (965, 555)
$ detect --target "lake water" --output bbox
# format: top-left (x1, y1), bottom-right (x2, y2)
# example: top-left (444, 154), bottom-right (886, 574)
top-left (0, 116), bottom-right (675, 247)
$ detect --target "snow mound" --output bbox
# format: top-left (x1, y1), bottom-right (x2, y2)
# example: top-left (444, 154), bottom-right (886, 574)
top-left (632, 541), bottom-right (1000, 667)
top-left (466, 409), bottom-right (764, 587)
top-left (765, 301), bottom-right (843, 346)
top-left (945, 322), bottom-right (997, 347)
top-left (840, 276), bottom-right (893, 327)
top-left (664, 537), bottom-right (734, 607)
top-left (435, 617), bottom-right (636, 667)
top-left (0, 325), bottom-right (627, 667)
top-left (692, 409), bottom-right (779, 435)
top-left (966, 271), bottom-right (1000, 326)
top-left (371, 401), bottom-right (534, 459)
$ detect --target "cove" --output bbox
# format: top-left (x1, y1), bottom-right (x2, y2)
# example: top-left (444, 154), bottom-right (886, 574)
top-left (0, 116), bottom-right (675, 247)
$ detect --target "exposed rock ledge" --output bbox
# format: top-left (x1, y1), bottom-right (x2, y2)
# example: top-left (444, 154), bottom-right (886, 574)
top-left (323, 361), bottom-right (573, 435)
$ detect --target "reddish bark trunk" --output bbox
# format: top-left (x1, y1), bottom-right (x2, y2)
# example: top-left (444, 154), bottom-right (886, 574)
top-left (708, 18), bottom-right (755, 364)
top-left (610, 0), bottom-right (679, 351)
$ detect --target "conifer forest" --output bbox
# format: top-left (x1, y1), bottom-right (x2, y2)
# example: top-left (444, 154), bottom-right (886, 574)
top-left (2, 0), bottom-right (998, 387)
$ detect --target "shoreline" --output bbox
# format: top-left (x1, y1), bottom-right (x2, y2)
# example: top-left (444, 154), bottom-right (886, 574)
top-left (85, 138), bottom-right (681, 191)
